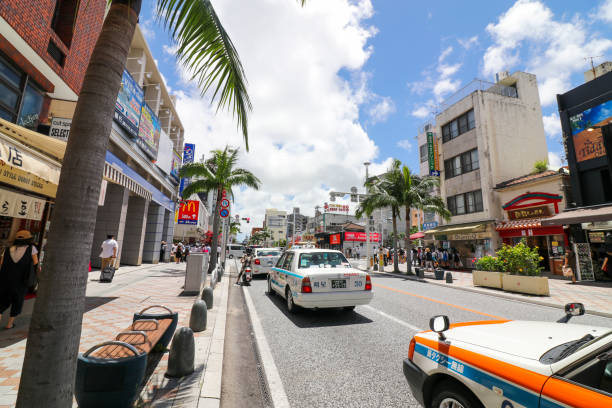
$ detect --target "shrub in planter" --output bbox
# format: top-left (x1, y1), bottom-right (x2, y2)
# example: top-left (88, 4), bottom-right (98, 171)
top-left (496, 240), bottom-right (543, 276)
top-left (473, 256), bottom-right (505, 288)
top-left (474, 256), bottom-right (503, 272)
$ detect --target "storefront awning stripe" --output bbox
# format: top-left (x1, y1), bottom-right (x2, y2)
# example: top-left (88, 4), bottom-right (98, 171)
top-left (424, 223), bottom-right (485, 234)
top-left (541, 205), bottom-right (612, 226)
top-left (496, 218), bottom-right (543, 230)
top-left (0, 118), bottom-right (66, 162)
top-left (104, 162), bottom-right (152, 201)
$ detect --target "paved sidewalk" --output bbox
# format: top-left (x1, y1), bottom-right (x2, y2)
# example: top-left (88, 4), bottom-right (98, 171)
top-left (353, 259), bottom-right (612, 317)
top-left (0, 261), bottom-right (231, 408)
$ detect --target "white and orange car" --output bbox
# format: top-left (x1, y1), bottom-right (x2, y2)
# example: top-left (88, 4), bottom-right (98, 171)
top-left (403, 303), bottom-right (612, 408)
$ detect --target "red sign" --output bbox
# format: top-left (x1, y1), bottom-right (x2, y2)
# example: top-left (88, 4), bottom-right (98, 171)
top-left (178, 200), bottom-right (199, 225)
top-left (330, 234), bottom-right (341, 245)
top-left (344, 232), bottom-right (380, 242)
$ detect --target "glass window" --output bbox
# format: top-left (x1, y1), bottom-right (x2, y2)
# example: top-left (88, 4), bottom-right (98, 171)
top-left (275, 254), bottom-right (286, 268)
top-left (466, 192), bottom-right (475, 213)
top-left (474, 190), bottom-right (483, 212)
top-left (450, 120), bottom-right (459, 138)
top-left (447, 196), bottom-right (456, 215)
top-left (0, 107), bottom-right (12, 121)
top-left (471, 149), bottom-right (479, 170)
top-left (282, 253), bottom-right (294, 270)
top-left (458, 114), bottom-right (468, 134)
top-left (0, 57), bottom-right (21, 88)
top-left (298, 252), bottom-right (349, 269)
top-left (444, 158), bottom-right (454, 179)
top-left (455, 194), bottom-right (465, 215)
top-left (420, 144), bottom-right (428, 163)
top-left (452, 156), bottom-right (461, 176)
top-left (442, 124), bottom-right (451, 142)
top-left (467, 110), bottom-right (475, 129)
top-left (0, 81), bottom-right (19, 111)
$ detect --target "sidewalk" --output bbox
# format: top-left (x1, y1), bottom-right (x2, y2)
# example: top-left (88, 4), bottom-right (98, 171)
top-left (0, 261), bottom-right (231, 408)
top-left (353, 259), bottom-right (612, 317)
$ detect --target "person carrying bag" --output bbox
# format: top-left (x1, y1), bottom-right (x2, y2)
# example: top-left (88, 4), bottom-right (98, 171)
top-left (563, 245), bottom-right (577, 284)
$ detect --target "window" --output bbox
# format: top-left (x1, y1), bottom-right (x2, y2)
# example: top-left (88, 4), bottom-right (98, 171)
top-left (444, 149), bottom-right (479, 179)
top-left (282, 253), bottom-right (294, 270)
top-left (442, 109), bottom-right (476, 143)
top-left (447, 190), bottom-right (483, 216)
top-left (51, 0), bottom-right (78, 48)
top-left (298, 252), bottom-right (348, 268)
top-left (0, 55), bottom-right (44, 130)
top-left (557, 344), bottom-right (612, 396)
top-left (276, 253), bottom-right (286, 268)
top-left (420, 144), bottom-right (428, 163)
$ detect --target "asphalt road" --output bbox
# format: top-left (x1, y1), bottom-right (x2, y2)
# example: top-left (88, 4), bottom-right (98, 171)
top-left (242, 271), bottom-right (612, 408)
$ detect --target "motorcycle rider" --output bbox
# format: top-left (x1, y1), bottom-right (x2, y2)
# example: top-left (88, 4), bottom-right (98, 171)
top-left (236, 248), bottom-right (253, 284)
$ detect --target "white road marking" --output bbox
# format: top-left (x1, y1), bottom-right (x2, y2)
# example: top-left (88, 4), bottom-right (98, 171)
top-left (362, 305), bottom-right (423, 332)
top-left (243, 284), bottom-right (291, 408)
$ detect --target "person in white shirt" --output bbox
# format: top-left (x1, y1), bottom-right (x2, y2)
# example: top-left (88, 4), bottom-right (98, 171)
top-left (100, 234), bottom-right (118, 270)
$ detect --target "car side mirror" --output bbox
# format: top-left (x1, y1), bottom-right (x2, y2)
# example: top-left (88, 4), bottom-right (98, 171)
top-left (430, 315), bottom-right (450, 340)
top-left (557, 303), bottom-right (585, 323)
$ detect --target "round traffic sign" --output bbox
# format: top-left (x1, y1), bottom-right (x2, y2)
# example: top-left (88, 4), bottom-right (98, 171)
top-left (220, 208), bottom-right (229, 218)
top-left (220, 198), bottom-right (230, 208)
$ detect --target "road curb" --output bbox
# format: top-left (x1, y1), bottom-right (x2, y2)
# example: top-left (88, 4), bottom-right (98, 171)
top-left (360, 267), bottom-right (612, 319)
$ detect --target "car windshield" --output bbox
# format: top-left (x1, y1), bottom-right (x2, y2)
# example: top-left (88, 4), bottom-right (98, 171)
top-left (298, 252), bottom-right (349, 268)
top-left (540, 330), bottom-right (612, 364)
top-left (257, 250), bottom-right (280, 257)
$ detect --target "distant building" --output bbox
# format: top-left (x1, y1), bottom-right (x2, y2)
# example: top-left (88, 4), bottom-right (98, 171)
top-left (264, 208), bottom-right (286, 245)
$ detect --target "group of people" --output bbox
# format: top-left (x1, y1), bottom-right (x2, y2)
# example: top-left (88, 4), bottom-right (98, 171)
top-left (171, 242), bottom-right (191, 264)
top-left (411, 247), bottom-right (462, 271)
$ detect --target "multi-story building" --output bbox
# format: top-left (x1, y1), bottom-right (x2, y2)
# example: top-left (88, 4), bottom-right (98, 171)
top-left (424, 71), bottom-right (548, 267)
top-left (286, 208), bottom-right (308, 242)
top-left (264, 208), bottom-right (286, 245)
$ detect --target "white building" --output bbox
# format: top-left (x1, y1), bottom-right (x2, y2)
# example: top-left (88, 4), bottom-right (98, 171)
top-left (264, 208), bottom-right (287, 245)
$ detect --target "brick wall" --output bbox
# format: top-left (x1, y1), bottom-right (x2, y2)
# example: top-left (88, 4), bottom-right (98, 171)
top-left (0, 0), bottom-right (106, 94)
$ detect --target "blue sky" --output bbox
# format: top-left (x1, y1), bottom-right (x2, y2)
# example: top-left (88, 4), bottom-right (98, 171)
top-left (138, 0), bottom-right (612, 229)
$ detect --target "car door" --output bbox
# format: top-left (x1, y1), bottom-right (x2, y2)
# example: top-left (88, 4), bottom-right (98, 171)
top-left (271, 253), bottom-right (287, 294)
top-left (540, 345), bottom-right (612, 408)
top-left (278, 252), bottom-right (294, 296)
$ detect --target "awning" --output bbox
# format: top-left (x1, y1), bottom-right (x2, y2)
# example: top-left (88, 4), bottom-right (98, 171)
top-left (496, 218), bottom-right (543, 231)
top-left (0, 117), bottom-right (65, 161)
top-left (104, 163), bottom-right (152, 201)
top-left (425, 222), bottom-right (486, 234)
top-left (541, 205), bottom-right (612, 226)
top-left (409, 232), bottom-right (425, 239)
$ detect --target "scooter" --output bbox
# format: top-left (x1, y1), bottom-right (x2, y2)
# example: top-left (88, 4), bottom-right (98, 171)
top-left (242, 266), bottom-right (252, 285)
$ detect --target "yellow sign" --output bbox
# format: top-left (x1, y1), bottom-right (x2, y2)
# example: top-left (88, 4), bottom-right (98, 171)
top-left (0, 161), bottom-right (57, 197)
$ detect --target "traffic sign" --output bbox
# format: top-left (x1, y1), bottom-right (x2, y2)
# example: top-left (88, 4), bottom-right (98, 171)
top-left (220, 208), bottom-right (229, 218)
top-left (220, 198), bottom-right (230, 208)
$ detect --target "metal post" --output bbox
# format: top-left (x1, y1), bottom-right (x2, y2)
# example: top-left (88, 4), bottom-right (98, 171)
top-left (364, 161), bottom-right (371, 272)
top-left (220, 216), bottom-right (229, 267)
top-left (292, 210), bottom-right (296, 246)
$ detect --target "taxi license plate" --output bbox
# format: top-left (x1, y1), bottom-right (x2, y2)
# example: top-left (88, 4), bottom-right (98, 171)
top-left (331, 279), bottom-right (346, 289)
top-left (267, 261), bottom-right (273, 266)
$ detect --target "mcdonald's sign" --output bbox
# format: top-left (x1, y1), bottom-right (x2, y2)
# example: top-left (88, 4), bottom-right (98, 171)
top-left (178, 200), bottom-right (199, 225)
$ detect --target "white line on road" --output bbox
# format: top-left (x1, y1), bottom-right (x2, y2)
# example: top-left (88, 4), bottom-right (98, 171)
top-left (243, 284), bottom-right (291, 408)
top-left (362, 305), bottom-right (423, 332)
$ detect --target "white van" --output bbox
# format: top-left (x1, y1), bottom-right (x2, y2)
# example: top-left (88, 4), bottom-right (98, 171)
top-left (226, 244), bottom-right (245, 259)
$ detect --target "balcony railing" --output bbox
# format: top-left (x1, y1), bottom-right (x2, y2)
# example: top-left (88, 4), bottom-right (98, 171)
top-left (436, 79), bottom-right (518, 114)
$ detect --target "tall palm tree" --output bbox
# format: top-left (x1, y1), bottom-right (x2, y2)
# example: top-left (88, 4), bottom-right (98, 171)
top-left (17, 0), bottom-right (288, 404)
top-left (180, 147), bottom-right (260, 273)
top-left (397, 164), bottom-right (450, 274)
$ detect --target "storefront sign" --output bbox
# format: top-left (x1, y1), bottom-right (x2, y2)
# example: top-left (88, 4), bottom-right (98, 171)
top-left (0, 188), bottom-right (45, 220)
top-left (344, 231), bottom-right (381, 242)
top-left (449, 232), bottom-right (490, 241)
top-left (569, 98), bottom-right (612, 162)
top-left (423, 221), bottom-right (438, 230)
top-left (136, 103), bottom-right (161, 159)
top-left (114, 69), bottom-right (144, 137)
top-left (171, 149), bottom-right (182, 181)
top-left (0, 138), bottom-right (60, 197)
top-left (330, 233), bottom-right (341, 245)
top-left (49, 117), bottom-right (71, 141)
top-left (179, 143), bottom-right (195, 193)
top-left (178, 200), bottom-right (199, 225)
top-left (588, 231), bottom-right (605, 243)
top-left (427, 132), bottom-right (440, 176)
top-left (574, 243), bottom-right (595, 281)
top-left (324, 203), bottom-right (349, 212)
top-left (508, 205), bottom-right (551, 220)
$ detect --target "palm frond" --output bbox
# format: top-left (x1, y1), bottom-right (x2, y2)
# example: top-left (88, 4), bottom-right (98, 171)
top-left (179, 162), bottom-right (215, 179)
top-left (156, 0), bottom-right (252, 149)
top-left (182, 179), bottom-right (217, 198)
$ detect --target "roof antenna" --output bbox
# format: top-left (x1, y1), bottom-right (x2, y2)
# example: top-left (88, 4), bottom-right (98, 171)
top-left (585, 56), bottom-right (603, 79)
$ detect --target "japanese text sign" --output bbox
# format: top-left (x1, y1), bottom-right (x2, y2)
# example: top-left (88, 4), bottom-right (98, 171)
top-left (0, 188), bottom-right (45, 220)
top-left (343, 232), bottom-right (380, 242)
top-left (177, 200), bottom-right (199, 225)
top-left (330, 233), bottom-right (341, 245)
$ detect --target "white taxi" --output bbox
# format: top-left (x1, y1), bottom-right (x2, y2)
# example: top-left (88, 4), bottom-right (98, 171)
top-left (403, 303), bottom-right (612, 408)
top-left (267, 249), bottom-right (373, 312)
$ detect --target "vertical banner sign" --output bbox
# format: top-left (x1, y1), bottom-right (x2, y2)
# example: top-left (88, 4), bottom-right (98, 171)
top-left (136, 103), bottom-right (161, 159)
top-left (114, 69), bottom-right (144, 137)
top-left (433, 132), bottom-right (440, 174)
top-left (178, 200), bottom-right (199, 224)
top-left (171, 150), bottom-right (181, 180)
top-left (179, 143), bottom-right (195, 195)
top-left (427, 132), bottom-right (440, 176)
top-left (574, 243), bottom-right (595, 281)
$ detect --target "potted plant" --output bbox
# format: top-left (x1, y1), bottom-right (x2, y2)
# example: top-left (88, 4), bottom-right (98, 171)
top-left (472, 256), bottom-right (505, 289)
top-left (498, 241), bottom-right (549, 296)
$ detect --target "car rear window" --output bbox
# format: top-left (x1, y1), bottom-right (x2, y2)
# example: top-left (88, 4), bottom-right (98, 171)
top-left (298, 252), bottom-right (349, 268)
top-left (258, 250), bottom-right (280, 257)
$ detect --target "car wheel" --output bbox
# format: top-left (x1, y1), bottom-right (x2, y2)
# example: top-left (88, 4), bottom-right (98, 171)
top-left (430, 380), bottom-right (482, 408)
top-left (267, 276), bottom-right (274, 295)
top-left (343, 306), bottom-right (355, 311)
top-left (286, 287), bottom-right (297, 313)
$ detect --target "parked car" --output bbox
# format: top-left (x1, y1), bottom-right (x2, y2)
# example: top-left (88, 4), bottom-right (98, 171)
top-left (226, 244), bottom-right (245, 259)
top-left (252, 248), bottom-right (282, 276)
top-left (403, 303), bottom-right (612, 408)
top-left (267, 249), bottom-right (373, 313)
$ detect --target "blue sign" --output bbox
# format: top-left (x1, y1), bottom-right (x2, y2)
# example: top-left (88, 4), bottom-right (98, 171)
top-left (429, 170), bottom-right (440, 177)
top-left (423, 221), bottom-right (438, 230)
top-left (220, 208), bottom-right (229, 218)
top-left (114, 70), bottom-right (144, 138)
top-left (179, 143), bottom-right (196, 195)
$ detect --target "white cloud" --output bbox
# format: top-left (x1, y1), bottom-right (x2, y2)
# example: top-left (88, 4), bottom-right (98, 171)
top-left (548, 151), bottom-right (564, 170)
top-left (438, 46), bottom-right (453, 63)
top-left (458, 35), bottom-right (478, 50)
top-left (139, 19), bottom-right (155, 41)
top-left (162, 44), bottom-right (178, 56)
top-left (600, 0), bottom-right (612, 22)
top-left (174, 0), bottom-right (390, 230)
top-left (433, 78), bottom-right (461, 99)
top-left (411, 99), bottom-right (436, 119)
top-left (542, 112), bottom-right (561, 140)
top-left (483, 0), bottom-right (612, 106)
top-left (397, 139), bottom-right (412, 151)
top-left (368, 96), bottom-right (396, 124)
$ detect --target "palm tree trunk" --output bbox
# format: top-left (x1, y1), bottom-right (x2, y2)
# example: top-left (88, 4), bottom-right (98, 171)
top-left (405, 206), bottom-right (412, 274)
top-left (392, 215), bottom-right (399, 273)
top-left (16, 1), bottom-right (141, 406)
top-left (207, 187), bottom-right (222, 273)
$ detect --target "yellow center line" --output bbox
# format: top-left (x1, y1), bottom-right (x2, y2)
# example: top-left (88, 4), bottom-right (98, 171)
top-left (373, 283), bottom-right (506, 320)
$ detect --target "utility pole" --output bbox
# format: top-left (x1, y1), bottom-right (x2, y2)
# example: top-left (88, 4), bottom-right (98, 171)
top-left (364, 161), bottom-right (371, 271)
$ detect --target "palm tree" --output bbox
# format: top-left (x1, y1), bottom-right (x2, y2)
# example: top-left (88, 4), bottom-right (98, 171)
top-left (16, 0), bottom-right (261, 405)
top-left (397, 165), bottom-right (450, 274)
top-left (180, 146), bottom-right (260, 273)
top-left (229, 219), bottom-right (242, 237)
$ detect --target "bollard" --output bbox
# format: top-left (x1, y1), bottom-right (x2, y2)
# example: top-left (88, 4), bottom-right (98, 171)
top-left (201, 287), bottom-right (214, 309)
top-left (416, 267), bottom-right (424, 279)
top-left (166, 327), bottom-right (195, 378)
top-left (189, 300), bottom-right (207, 332)
top-left (445, 272), bottom-right (453, 284)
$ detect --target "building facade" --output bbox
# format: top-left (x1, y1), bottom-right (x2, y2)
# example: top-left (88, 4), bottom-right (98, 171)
top-left (264, 208), bottom-right (286, 245)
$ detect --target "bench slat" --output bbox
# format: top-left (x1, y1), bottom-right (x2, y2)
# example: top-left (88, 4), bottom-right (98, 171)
top-left (90, 318), bottom-right (173, 359)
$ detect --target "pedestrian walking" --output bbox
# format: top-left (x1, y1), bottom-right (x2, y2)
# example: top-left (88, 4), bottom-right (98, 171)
top-left (160, 241), bottom-right (167, 263)
top-left (425, 248), bottom-right (434, 271)
top-left (563, 245), bottom-right (578, 284)
top-left (100, 234), bottom-right (118, 271)
top-left (175, 243), bottom-right (183, 264)
top-left (0, 230), bottom-right (39, 329)
top-left (354, 246), bottom-right (360, 259)
top-left (453, 249), bottom-right (462, 269)
top-left (183, 245), bottom-right (190, 262)
top-left (442, 249), bottom-right (448, 268)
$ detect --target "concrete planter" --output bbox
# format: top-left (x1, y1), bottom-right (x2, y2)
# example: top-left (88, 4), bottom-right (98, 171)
top-left (472, 270), bottom-right (504, 289)
top-left (502, 274), bottom-right (550, 296)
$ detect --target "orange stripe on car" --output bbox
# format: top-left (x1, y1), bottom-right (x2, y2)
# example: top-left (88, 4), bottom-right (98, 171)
top-left (541, 377), bottom-right (612, 408)
top-left (417, 337), bottom-right (548, 395)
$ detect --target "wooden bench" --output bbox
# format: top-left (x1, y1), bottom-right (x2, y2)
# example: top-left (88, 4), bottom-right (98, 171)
top-left (89, 318), bottom-right (173, 358)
